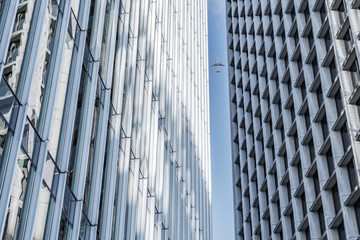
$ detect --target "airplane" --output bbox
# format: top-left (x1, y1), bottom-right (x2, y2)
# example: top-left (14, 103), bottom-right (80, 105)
top-left (211, 57), bottom-right (225, 73)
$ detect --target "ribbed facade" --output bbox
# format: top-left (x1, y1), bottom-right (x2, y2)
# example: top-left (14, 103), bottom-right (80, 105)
top-left (0, 0), bottom-right (212, 239)
top-left (226, 0), bottom-right (360, 239)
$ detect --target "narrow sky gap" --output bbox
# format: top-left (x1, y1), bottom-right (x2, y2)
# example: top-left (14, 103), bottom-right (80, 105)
top-left (208, 0), bottom-right (235, 239)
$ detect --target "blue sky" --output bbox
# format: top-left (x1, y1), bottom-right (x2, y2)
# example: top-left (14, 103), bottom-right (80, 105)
top-left (208, 1), bottom-right (235, 240)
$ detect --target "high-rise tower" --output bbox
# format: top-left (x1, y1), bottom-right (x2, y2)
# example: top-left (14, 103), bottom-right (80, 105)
top-left (226, 0), bottom-right (360, 239)
top-left (0, 0), bottom-right (212, 239)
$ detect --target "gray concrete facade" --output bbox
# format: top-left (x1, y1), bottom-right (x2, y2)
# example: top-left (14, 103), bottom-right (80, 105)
top-left (226, 0), bottom-right (360, 239)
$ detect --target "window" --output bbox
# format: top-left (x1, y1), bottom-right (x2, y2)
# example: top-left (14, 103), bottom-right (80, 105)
top-left (309, 140), bottom-right (315, 163)
top-left (277, 200), bottom-right (281, 221)
top-left (318, 206), bottom-right (326, 235)
top-left (319, 2), bottom-right (327, 22)
top-left (321, 114), bottom-right (329, 140)
top-left (340, 124), bottom-right (351, 151)
top-left (324, 30), bottom-right (332, 52)
top-left (308, 29), bottom-right (314, 48)
top-left (294, 131), bottom-right (299, 151)
top-left (338, 222), bottom-right (346, 240)
top-left (287, 79), bottom-right (292, 95)
top-left (304, 109), bottom-right (311, 130)
top-left (332, 185), bottom-right (341, 214)
top-left (287, 183), bottom-right (291, 202)
top-left (278, 7), bottom-right (283, 21)
top-left (5, 41), bottom-right (20, 64)
top-left (305, 226), bottom-right (311, 239)
top-left (355, 199), bottom-right (360, 231)
top-left (317, 83), bottom-right (323, 107)
top-left (300, 81), bottom-right (307, 102)
top-left (281, 29), bottom-right (286, 44)
top-left (301, 192), bottom-right (307, 217)
top-left (335, 91), bottom-right (344, 116)
top-left (284, 151), bottom-right (288, 170)
top-left (349, 60), bottom-right (360, 88)
top-left (343, 28), bottom-right (354, 55)
top-left (294, 29), bottom-right (299, 46)
top-left (297, 52), bottom-right (303, 71)
top-left (330, 59), bottom-right (338, 81)
top-left (284, 52), bottom-right (289, 67)
top-left (290, 5), bottom-right (296, 22)
top-left (304, 4), bottom-right (310, 22)
top-left (290, 211), bottom-right (295, 236)
top-left (327, 149), bottom-right (335, 176)
top-left (277, 100), bottom-right (282, 115)
top-left (274, 171), bottom-right (278, 190)
top-left (280, 126), bottom-right (285, 141)
top-left (290, 105), bottom-right (295, 123)
top-left (311, 55), bottom-right (319, 77)
top-left (13, 12), bottom-right (25, 32)
top-left (298, 161), bottom-right (303, 182)
top-left (347, 159), bottom-right (358, 192)
top-left (265, 188), bottom-right (269, 204)
top-left (313, 172), bottom-right (320, 197)
top-left (336, 0), bottom-right (346, 25)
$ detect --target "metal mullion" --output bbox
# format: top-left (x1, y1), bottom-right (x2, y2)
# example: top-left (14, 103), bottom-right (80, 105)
top-left (135, 1), bottom-right (157, 236)
top-left (112, 133), bottom-right (131, 240)
top-left (136, 176), bottom-right (148, 238)
top-left (143, 101), bottom-right (159, 240)
top-left (84, 1), bottom-right (120, 239)
top-left (125, 155), bottom-right (140, 239)
top-left (104, 7), bottom-right (132, 236)
top-left (125, 0), bottom-right (150, 236)
top-left (135, 82), bottom-right (152, 237)
top-left (0, 0), bottom-right (48, 235)
top-left (154, 127), bottom-right (165, 238)
top-left (171, 161), bottom-right (178, 239)
top-left (153, 3), bottom-right (169, 236)
top-left (178, 183), bottom-right (184, 240)
top-left (42, 0), bottom-right (91, 238)
top-left (162, 140), bottom-right (171, 231)
top-left (0, 0), bottom-right (19, 72)
top-left (15, 1), bottom-right (72, 238)
top-left (175, 175), bottom-right (182, 240)
top-left (111, 0), bottom-right (142, 237)
top-left (97, 0), bottom-right (131, 237)
top-left (67, 0), bottom-right (108, 237)
top-left (145, 196), bottom-right (156, 240)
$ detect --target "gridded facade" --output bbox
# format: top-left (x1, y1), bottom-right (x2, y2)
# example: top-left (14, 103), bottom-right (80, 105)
top-left (0, 0), bottom-right (212, 239)
top-left (227, 0), bottom-right (360, 239)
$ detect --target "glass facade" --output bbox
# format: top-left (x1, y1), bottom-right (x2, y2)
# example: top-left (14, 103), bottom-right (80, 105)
top-left (227, 0), bottom-right (360, 239)
top-left (0, 0), bottom-right (212, 239)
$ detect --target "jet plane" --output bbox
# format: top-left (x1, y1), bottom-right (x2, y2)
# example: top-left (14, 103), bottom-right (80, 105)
top-left (211, 57), bottom-right (225, 73)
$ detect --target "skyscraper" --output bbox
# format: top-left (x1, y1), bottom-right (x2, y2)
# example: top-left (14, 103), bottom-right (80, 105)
top-left (0, 0), bottom-right (212, 239)
top-left (226, 0), bottom-right (360, 239)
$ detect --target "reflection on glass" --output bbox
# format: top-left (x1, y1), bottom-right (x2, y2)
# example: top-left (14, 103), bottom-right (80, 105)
top-left (59, 185), bottom-right (76, 238)
top-left (66, 70), bottom-right (87, 188)
top-left (27, 0), bottom-right (59, 129)
top-left (33, 154), bottom-right (58, 240)
top-left (33, 183), bottom-right (51, 240)
top-left (13, 12), bottom-right (25, 33)
top-left (47, 22), bottom-right (75, 158)
top-left (6, 42), bottom-right (20, 65)
top-left (83, 78), bottom-right (101, 211)
top-left (79, 212), bottom-right (91, 240)
top-left (0, 78), bottom-right (16, 163)
top-left (3, 0), bottom-right (36, 92)
top-left (2, 147), bottom-right (31, 239)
